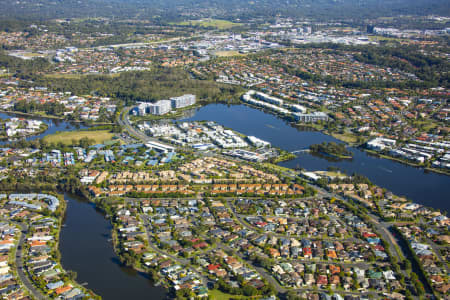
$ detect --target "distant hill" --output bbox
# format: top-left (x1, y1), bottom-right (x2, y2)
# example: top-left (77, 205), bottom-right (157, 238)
top-left (0, 0), bottom-right (448, 21)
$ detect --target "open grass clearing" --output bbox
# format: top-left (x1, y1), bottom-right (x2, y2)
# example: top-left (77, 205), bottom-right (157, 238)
top-left (330, 132), bottom-right (359, 144)
top-left (172, 19), bottom-right (242, 29)
top-left (44, 73), bottom-right (121, 79)
top-left (263, 163), bottom-right (294, 174)
top-left (368, 35), bottom-right (405, 42)
top-left (43, 130), bottom-right (114, 145)
top-left (214, 50), bottom-right (245, 57)
top-left (208, 289), bottom-right (257, 300)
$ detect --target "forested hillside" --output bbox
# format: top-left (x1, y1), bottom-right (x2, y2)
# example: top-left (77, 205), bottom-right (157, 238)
top-left (0, 0), bottom-right (448, 21)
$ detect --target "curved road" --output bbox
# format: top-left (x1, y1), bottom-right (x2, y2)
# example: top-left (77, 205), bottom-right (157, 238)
top-left (120, 106), bottom-right (416, 298)
top-left (141, 216), bottom-right (208, 286)
top-left (0, 219), bottom-right (46, 300)
top-left (118, 106), bottom-right (158, 143)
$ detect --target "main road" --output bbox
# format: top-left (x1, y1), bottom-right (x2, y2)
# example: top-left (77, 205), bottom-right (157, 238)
top-left (118, 106), bottom-right (155, 143)
top-left (121, 103), bottom-right (409, 266)
top-left (120, 105), bottom-right (414, 298)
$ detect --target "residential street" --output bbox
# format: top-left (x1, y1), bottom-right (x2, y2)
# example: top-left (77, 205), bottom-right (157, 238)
top-left (0, 218), bottom-right (46, 300)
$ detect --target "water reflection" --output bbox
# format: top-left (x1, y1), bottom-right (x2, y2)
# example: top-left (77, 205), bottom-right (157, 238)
top-left (59, 194), bottom-right (168, 300)
top-left (181, 104), bottom-right (450, 213)
top-left (0, 112), bottom-right (86, 145)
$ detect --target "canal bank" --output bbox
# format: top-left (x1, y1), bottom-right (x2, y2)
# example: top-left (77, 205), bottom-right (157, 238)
top-left (180, 103), bottom-right (450, 213)
top-left (59, 194), bottom-right (168, 300)
top-left (0, 111), bottom-right (87, 145)
top-left (6, 103), bottom-right (449, 300)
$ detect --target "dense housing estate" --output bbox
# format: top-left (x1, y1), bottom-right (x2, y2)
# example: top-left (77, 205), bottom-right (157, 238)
top-left (0, 6), bottom-right (448, 300)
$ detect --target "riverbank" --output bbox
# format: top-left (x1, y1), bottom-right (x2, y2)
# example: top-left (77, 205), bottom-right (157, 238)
top-left (309, 142), bottom-right (353, 160)
top-left (59, 193), bottom-right (169, 300)
top-left (227, 102), bottom-right (449, 176)
top-left (363, 148), bottom-right (450, 176)
top-left (236, 101), bottom-right (366, 148)
top-left (0, 192), bottom-right (100, 299)
top-left (177, 103), bottom-right (449, 212)
top-left (94, 197), bottom-right (174, 293)
top-left (270, 150), bottom-right (297, 163)
top-left (53, 195), bottom-right (101, 299)
top-left (0, 109), bottom-right (64, 120)
top-left (0, 109), bottom-right (116, 126)
top-left (130, 99), bottom-right (240, 123)
top-left (0, 122), bottom-right (48, 140)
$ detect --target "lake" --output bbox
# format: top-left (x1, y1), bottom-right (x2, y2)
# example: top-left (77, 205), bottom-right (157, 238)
top-left (180, 104), bottom-right (450, 213)
top-left (49, 103), bottom-right (450, 300)
top-left (0, 112), bottom-right (87, 145)
top-left (59, 194), bottom-right (168, 300)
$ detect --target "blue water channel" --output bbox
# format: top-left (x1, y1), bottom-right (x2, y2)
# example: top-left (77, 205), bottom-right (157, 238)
top-left (180, 104), bottom-right (450, 213)
top-left (0, 112), bottom-right (87, 145)
top-left (2, 105), bottom-right (447, 300)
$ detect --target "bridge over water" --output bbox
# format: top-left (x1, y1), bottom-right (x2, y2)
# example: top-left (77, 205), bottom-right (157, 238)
top-left (291, 149), bottom-right (310, 155)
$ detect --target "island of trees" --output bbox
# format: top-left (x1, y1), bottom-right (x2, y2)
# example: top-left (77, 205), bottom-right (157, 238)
top-left (309, 141), bottom-right (353, 159)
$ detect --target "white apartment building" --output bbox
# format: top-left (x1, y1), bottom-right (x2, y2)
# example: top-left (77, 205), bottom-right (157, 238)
top-left (170, 94), bottom-right (196, 109)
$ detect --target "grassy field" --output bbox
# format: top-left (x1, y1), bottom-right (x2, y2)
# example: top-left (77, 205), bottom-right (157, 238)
top-left (45, 74), bottom-right (84, 79)
top-left (368, 35), bottom-right (405, 42)
top-left (330, 132), bottom-right (359, 144)
top-left (22, 52), bottom-right (44, 57)
top-left (208, 290), bottom-right (256, 300)
top-left (43, 130), bottom-right (114, 145)
top-left (263, 163), bottom-right (295, 174)
top-left (214, 50), bottom-right (244, 57)
top-left (173, 19), bottom-right (241, 29)
top-left (45, 73), bottom-right (121, 79)
top-left (413, 120), bottom-right (438, 132)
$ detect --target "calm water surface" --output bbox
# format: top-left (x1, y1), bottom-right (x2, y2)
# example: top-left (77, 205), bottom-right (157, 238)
top-left (59, 194), bottom-right (168, 300)
top-left (0, 112), bottom-right (86, 145)
top-left (181, 104), bottom-right (450, 213)
top-left (1, 114), bottom-right (169, 300)
top-left (14, 104), bottom-right (449, 300)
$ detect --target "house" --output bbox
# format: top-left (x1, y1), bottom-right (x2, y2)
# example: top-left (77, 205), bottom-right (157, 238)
top-left (304, 273), bottom-right (315, 286)
top-left (269, 248), bottom-right (280, 258)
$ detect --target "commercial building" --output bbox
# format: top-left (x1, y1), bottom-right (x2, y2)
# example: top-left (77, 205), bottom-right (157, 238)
top-left (170, 94), bottom-right (196, 109)
top-left (293, 111), bottom-right (329, 122)
top-left (253, 91), bottom-right (284, 106)
top-left (136, 100), bottom-right (172, 116)
top-left (148, 100), bottom-right (172, 115)
top-left (145, 141), bottom-right (175, 153)
top-left (366, 137), bottom-right (396, 151)
top-left (134, 94), bottom-right (196, 116)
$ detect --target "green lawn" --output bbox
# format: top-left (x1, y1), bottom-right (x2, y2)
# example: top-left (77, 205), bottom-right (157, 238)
top-left (172, 19), bottom-right (241, 29)
top-left (330, 132), bottom-right (359, 144)
top-left (413, 120), bottom-right (438, 132)
top-left (17, 51), bottom-right (45, 58)
top-left (208, 290), bottom-right (257, 300)
top-left (368, 35), bottom-right (405, 42)
top-left (263, 163), bottom-right (294, 173)
top-left (45, 73), bottom-right (120, 79)
top-left (214, 51), bottom-right (245, 57)
top-left (43, 130), bottom-right (114, 145)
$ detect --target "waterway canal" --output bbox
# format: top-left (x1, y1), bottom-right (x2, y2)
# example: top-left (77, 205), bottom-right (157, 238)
top-left (0, 112), bottom-right (87, 145)
top-left (59, 194), bottom-right (168, 300)
top-left (180, 104), bottom-right (450, 213)
top-left (9, 104), bottom-right (448, 300)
